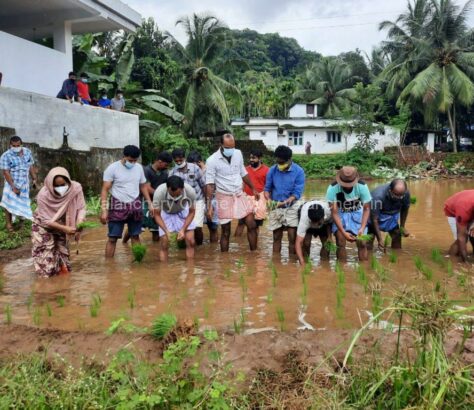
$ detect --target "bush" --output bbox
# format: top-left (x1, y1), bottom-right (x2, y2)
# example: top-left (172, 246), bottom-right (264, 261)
top-left (294, 149), bottom-right (395, 179)
top-left (140, 126), bottom-right (211, 164)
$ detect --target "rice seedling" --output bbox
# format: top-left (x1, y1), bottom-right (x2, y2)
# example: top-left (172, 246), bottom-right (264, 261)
top-left (32, 307), bottom-right (41, 326)
top-left (0, 276), bottom-right (4, 293)
top-left (356, 265), bottom-right (368, 292)
top-left (26, 294), bottom-right (33, 312)
top-left (388, 250), bottom-right (397, 264)
top-left (90, 294), bottom-right (102, 318)
top-left (76, 221), bottom-right (100, 230)
top-left (335, 262), bottom-right (345, 285)
top-left (447, 260), bottom-right (454, 277)
top-left (193, 316), bottom-right (200, 331)
top-left (384, 234), bottom-right (392, 249)
top-left (236, 257), bottom-right (244, 269)
top-left (409, 196), bottom-right (417, 204)
top-left (150, 313), bottom-right (177, 339)
top-left (414, 255), bottom-right (423, 271)
top-left (336, 285), bottom-right (345, 319)
top-left (457, 274), bottom-right (467, 289)
top-left (203, 300), bottom-right (210, 319)
top-left (303, 257), bottom-right (312, 275)
top-left (356, 233), bottom-right (374, 242)
top-left (131, 244), bottom-right (147, 263)
top-left (435, 281), bottom-right (441, 293)
top-left (370, 284), bottom-right (383, 318)
top-left (46, 303), bottom-right (52, 317)
top-left (276, 307), bottom-right (285, 331)
top-left (4, 304), bottom-right (12, 325)
top-left (324, 240), bottom-right (338, 253)
top-left (371, 255), bottom-right (388, 282)
top-left (239, 273), bottom-right (247, 302)
top-left (233, 309), bottom-right (246, 334)
top-left (266, 200), bottom-right (278, 212)
top-left (105, 317), bottom-right (127, 336)
top-left (128, 287), bottom-right (136, 309)
top-left (266, 289), bottom-right (273, 303)
top-left (430, 248), bottom-right (444, 265)
top-left (223, 268), bottom-right (231, 279)
top-left (270, 262), bottom-right (278, 287)
top-left (413, 256), bottom-right (433, 280)
top-left (56, 295), bottom-right (65, 307)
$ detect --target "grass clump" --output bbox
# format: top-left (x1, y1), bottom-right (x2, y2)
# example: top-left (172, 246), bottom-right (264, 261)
top-left (150, 313), bottom-right (177, 339)
top-left (131, 244), bottom-right (147, 263)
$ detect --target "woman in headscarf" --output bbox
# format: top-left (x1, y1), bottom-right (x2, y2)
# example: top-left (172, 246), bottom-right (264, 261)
top-left (32, 167), bottom-right (86, 277)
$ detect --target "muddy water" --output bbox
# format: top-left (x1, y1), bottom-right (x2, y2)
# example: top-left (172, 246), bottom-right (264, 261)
top-left (1, 180), bottom-right (473, 333)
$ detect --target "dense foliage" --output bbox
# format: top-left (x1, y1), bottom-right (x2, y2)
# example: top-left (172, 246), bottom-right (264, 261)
top-left (70, 0), bottom-right (474, 152)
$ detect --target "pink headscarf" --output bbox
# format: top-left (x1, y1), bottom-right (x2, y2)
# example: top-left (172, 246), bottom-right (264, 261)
top-left (34, 167), bottom-right (86, 228)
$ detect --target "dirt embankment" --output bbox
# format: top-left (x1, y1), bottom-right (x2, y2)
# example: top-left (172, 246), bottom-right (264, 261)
top-left (0, 325), bottom-right (473, 373)
top-left (0, 243), bottom-right (32, 264)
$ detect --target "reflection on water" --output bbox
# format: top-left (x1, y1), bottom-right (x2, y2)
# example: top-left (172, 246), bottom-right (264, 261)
top-left (1, 179), bottom-right (473, 332)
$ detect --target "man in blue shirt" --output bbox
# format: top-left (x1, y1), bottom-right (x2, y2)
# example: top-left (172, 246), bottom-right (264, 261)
top-left (56, 72), bottom-right (80, 103)
top-left (98, 90), bottom-right (112, 108)
top-left (264, 145), bottom-right (305, 255)
top-left (369, 179), bottom-right (411, 250)
top-left (326, 166), bottom-right (371, 261)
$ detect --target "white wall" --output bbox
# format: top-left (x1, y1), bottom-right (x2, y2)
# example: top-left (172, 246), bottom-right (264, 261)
top-left (289, 104), bottom-right (317, 118)
top-left (0, 87), bottom-right (139, 151)
top-left (249, 127), bottom-right (399, 155)
top-left (0, 30), bottom-right (72, 97)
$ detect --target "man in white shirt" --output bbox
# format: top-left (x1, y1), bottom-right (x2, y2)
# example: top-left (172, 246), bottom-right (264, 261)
top-left (295, 200), bottom-right (333, 265)
top-left (100, 145), bottom-right (154, 257)
top-left (205, 133), bottom-right (259, 252)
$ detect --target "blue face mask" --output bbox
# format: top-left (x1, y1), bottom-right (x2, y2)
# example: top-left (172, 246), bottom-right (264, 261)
top-left (222, 148), bottom-right (234, 157)
top-left (124, 161), bottom-right (135, 170)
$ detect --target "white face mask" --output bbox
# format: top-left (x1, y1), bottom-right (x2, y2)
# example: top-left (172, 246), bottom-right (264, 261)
top-left (11, 146), bottom-right (22, 154)
top-left (167, 193), bottom-right (183, 202)
top-left (177, 161), bottom-right (187, 169)
top-left (117, 94), bottom-right (123, 99)
top-left (54, 185), bottom-right (69, 197)
top-left (81, 78), bottom-right (88, 83)
top-left (102, 96), bottom-right (107, 100)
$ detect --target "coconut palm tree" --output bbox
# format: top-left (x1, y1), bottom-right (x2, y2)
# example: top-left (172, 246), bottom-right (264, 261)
top-left (293, 57), bottom-right (359, 118)
top-left (380, 0), bottom-right (474, 151)
top-left (167, 14), bottom-right (240, 136)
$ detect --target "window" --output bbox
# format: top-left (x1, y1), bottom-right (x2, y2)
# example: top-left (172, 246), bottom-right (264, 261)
top-left (327, 131), bottom-right (342, 143)
top-left (306, 104), bottom-right (315, 115)
top-left (288, 131), bottom-right (304, 146)
top-left (260, 131), bottom-right (267, 137)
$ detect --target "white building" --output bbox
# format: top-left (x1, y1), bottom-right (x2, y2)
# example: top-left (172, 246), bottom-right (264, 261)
top-left (233, 103), bottom-right (400, 155)
top-left (0, 0), bottom-right (142, 150)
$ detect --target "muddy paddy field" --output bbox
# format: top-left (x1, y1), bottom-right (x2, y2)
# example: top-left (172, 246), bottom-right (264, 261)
top-left (1, 179), bottom-right (473, 408)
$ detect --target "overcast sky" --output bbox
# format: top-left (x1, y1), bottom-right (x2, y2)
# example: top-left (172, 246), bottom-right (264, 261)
top-left (126, 0), bottom-right (474, 56)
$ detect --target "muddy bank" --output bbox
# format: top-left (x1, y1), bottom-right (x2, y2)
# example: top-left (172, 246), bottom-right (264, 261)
top-left (1, 325), bottom-right (472, 372)
top-left (0, 242), bottom-right (31, 263)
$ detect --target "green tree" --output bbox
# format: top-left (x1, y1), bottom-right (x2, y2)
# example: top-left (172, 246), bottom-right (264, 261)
top-left (380, 0), bottom-right (474, 151)
top-left (167, 13), bottom-right (240, 136)
top-left (294, 57), bottom-right (359, 117)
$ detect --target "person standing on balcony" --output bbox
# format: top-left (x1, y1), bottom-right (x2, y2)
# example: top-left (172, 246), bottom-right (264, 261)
top-left (98, 90), bottom-right (112, 109)
top-left (77, 73), bottom-right (91, 105)
top-left (57, 72), bottom-right (80, 103)
top-left (0, 136), bottom-right (37, 232)
top-left (111, 90), bottom-right (126, 112)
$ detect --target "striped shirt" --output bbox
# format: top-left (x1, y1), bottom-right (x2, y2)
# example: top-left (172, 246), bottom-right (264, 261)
top-left (169, 163), bottom-right (205, 200)
top-left (0, 147), bottom-right (34, 188)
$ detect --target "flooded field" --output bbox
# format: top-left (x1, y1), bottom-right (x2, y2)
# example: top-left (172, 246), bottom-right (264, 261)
top-left (1, 179), bottom-right (473, 333)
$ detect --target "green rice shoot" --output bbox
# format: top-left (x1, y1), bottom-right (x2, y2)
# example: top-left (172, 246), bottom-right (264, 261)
top-left (356, 265), bottom-right (368, 292)
top-left (357, 233), bottom-right (374, 242)
top-left (132, 244), bottom-right (147, 263)
top-left (410, 196), bottom-right (417, 204)
top-left (276, 307), bottom-right (285, 331)
top-left (447, 260), bottom-right (454, 277)
top-left (430, 248), bottom-right (444, 265)
top-left (32, 307), bottom-right (41, 326)
top-left (384, 234), bottom-right (392, 248)
top-left (56, 295), bottom-right (65, 307)
top-left (4, 304), bottom-right (12, 325)
top-left (389, 251), bottom-right (397, 264)
top-left (46, 303), bottom-right (52, 317)
top-left (324, 241), bottom-right (338, 253)
top-left (76, 221), bottom-right (100, 230)
top-left (150, 313), bottom-right (177, 339)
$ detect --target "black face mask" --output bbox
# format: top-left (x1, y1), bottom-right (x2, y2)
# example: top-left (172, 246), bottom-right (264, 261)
top-left (250, 161), bottom-right (260, 168)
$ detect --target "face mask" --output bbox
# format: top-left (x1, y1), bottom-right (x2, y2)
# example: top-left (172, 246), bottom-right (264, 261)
top-left (81, 78), bottom-right (88, 83)
top-left (11, 146), bottom-right (22, 154)
top-left (177, 161), bottom-right (187, 169)
top-left (124, 161), bottom-right (135, 169)
top-left (102, 96), bottom-right (107, 100)
top-left (277, 163), bottom-right (290, 172)
top-left (117, 94), bottom-right (123, 99)
top-left (222, 148), bottom-right (234, 157)
top-left (54, 185), bottom-right (69, 197)
top-left (250, 161), bottom-right (260, 168)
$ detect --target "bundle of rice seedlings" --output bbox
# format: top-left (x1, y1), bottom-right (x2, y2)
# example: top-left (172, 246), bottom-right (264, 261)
top-left (150, 313), bottom-right (178, 339)
top-left (356, 234), bottom-right (374, 242)
top-left (76, 221), bottom-right (100, 230)
top-left (132, 244), bottom-right (147, 263)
